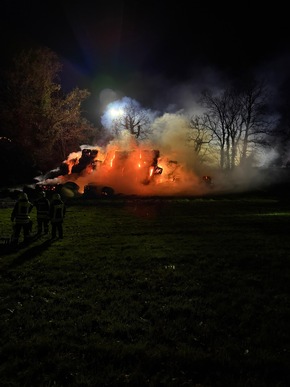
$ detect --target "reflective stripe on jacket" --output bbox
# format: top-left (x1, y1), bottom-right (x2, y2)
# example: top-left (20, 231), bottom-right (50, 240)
top-left (14, 201), bottom-right (31, 224)
top-left (36, 199), bottom-right (50, 219)
top-left (50, 202), bottom-right (65, 222)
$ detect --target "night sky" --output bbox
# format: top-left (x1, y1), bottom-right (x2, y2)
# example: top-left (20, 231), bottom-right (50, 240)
top-left (2, 1), bottom-right (290, 118)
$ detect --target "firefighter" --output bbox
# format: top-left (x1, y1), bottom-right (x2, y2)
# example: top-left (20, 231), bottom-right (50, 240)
top-left (35, 191), bottom-right (50, 235)
top-left (50, 193), bottom-right (66, 239)
top-left (11, 192), bottom-right (34, 244)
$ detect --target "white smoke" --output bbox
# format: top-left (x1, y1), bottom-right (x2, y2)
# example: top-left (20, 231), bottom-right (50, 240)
top-left (36, 90), bottom-right (284, 197)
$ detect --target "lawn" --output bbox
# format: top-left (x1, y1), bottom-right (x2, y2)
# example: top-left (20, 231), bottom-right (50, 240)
top-left (1, 192), bottom-right (290, 386)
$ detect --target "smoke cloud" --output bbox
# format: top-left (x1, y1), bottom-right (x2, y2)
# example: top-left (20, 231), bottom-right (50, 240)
top-left (36, 92), bottom-right (285, 197)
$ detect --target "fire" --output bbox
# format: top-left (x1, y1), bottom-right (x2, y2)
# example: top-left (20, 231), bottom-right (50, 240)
top-left (109, 153), bottom-right (115, 168)
top-left (37, 140), bottom-right (212, 197)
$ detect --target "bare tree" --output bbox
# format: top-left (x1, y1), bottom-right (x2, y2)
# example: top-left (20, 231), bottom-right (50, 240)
top-left (268, 76), bottom-right (290, 166)
top-left (271, 116), bottom-right (290, 167)
top-left (187, 116), bottom-right (213, 163)
top-left (198, 89), bottom-right (234, 169)
top-left (238, 80), bottom-right (273, 165)
top-left (196, 81), bottom-right (273, 170)
top-left (110, 98), bottom-right (152, 141)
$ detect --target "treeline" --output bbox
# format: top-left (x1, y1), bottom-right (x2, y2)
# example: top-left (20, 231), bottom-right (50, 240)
top-left (0, 46), bottom-right (290, 187)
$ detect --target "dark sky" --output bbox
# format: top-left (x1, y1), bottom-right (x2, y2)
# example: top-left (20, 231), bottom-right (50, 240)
top-left (2, 0), bottom-right (290, 117)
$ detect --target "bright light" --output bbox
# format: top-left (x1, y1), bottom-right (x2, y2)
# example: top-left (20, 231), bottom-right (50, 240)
top-left (109, 107), bottom-right (124, 118)
top-left (101, 98), bottom-right (130, 131)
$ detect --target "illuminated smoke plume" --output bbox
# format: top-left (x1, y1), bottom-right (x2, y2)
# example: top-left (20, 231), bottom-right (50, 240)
top-left (42, 133), bottom-right (206, 196)
top-left (37, 113), bottom-right (210, 196)
top-left (36, 96), bottom-right (282, 197)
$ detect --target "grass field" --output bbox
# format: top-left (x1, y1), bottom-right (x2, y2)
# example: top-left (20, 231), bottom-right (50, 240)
top-left (1, 192), bottom-right (290, 386)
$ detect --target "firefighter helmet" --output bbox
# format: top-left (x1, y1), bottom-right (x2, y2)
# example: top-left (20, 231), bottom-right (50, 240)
top-left (19, 192), bottom-right (28, 201)
top-left (52, 193), bottom-right (61, 200)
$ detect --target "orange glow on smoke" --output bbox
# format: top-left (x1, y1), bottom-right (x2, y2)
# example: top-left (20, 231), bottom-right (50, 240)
top-left (41, 140), bottom-right (212, 197)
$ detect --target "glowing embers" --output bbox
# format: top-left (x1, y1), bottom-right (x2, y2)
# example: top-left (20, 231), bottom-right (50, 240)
top-left (108, 149), bottom-right (163, 185)
top-left (202, 175), bottom-right (213, 187)
top-left (70, 148), bottom-right (99, 174)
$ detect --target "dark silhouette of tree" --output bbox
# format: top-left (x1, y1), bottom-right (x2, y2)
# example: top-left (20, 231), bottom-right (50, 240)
top-left (191, 80), bottom-right (273, 169)
top-left (268, 76), bottom-right (290, 167)
top-left (273, 118), bottom-right (290, 167)
top-left (238, 80), bottom-right (274, 166)
top-left (0, 46), bottom-right (96, 172)
top-left (187, 116), bottom-right (213, 163)
top-left (110, 98), bottom-right (152, 141)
